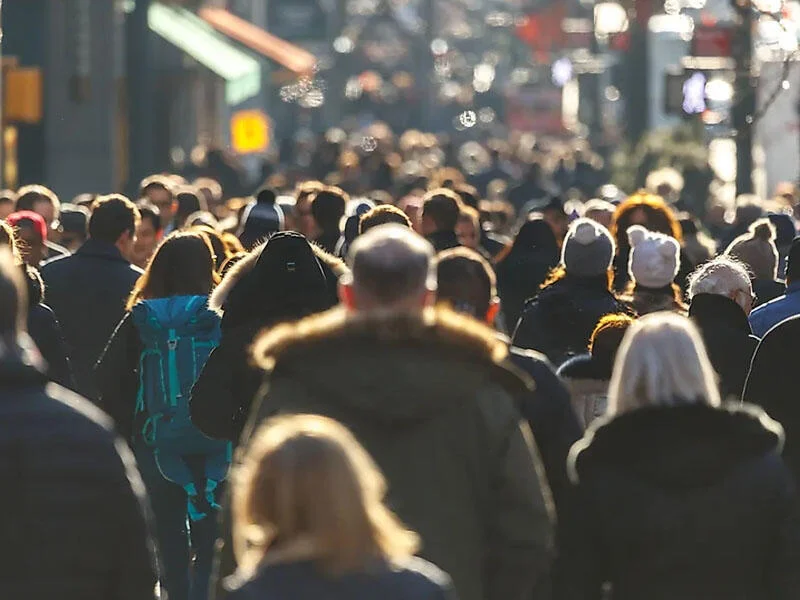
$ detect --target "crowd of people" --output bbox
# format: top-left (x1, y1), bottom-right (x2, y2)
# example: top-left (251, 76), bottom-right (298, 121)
top-left (4, 129), bottom-right (800, 600)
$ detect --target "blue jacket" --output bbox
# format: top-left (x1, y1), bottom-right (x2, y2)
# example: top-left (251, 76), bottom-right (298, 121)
top-left (749, 281), bottom-right (800, 337)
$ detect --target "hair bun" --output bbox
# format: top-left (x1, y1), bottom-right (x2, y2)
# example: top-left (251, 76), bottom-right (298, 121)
top-left (573, 221), bottom-right (600, 245)
top-left (627, 225), bottom-right (648, 248)
top-left (752, 220), bottom-right (775, 242)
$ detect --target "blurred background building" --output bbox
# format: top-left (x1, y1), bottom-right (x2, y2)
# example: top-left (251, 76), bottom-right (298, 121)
top-left (2, 0), bottom-right (800, 200)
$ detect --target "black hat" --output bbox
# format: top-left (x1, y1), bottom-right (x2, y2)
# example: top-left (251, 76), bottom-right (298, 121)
top-left (786, 236), bottom-right (800, 282)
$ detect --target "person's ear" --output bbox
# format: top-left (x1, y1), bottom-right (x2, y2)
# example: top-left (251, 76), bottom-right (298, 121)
top-left (422, 288), bottom-right (437, 308)
top-left (485, 297), bottom-right (501, 325)
top-left (339, 281), bottom-right (357, 310)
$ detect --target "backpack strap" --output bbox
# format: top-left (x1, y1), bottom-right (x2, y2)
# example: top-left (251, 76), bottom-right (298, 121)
top-left (166, 328), bottom-right (181, 407)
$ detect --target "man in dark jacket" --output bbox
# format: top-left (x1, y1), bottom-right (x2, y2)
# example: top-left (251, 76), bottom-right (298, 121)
top-left (41, 194), bottom-right (142, 401)
top-left (436, 246), bottom-right (580, 597)
top-left (420, 188), bottom-right (463, 252)
top-left (0, 248), bottom-right (158, 599)
top-left (687, 256), bottom-right (760, 400)
top-left (218, 226), bottom-right (554, 600)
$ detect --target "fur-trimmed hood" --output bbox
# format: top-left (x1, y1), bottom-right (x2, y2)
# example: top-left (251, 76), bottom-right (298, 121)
top-left (251, 306), bottom-right (530, 425)
top-left (569, 402), bottom-right (784, 488)
top-left (211, 238), bottom-right (347, 313)
top-left (210, 233), bottom-right (347, 331)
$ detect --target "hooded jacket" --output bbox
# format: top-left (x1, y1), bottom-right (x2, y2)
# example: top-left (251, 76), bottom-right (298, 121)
top-left (561, 402), bottom-right (800, 600)
top-left (495, 220), bottom-right (560, 330)
top-left (190, 233), bottom-right (346, 442)
top-left (216, 307), bottom-right (555, 600)
top-left (513, 275), bottom-right (628, 367)
top-left (0, 345), bottom-right (158, 599)
top-left (689, 293), bottom-right (759, 400)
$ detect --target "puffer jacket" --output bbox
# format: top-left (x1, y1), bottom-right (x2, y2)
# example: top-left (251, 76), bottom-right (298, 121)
top-left (0, 345), bottom-right (158, 599)
top-left (561, 402), bottom-right (800, 600)
top-left (215, 307), bottom-right (555, 600)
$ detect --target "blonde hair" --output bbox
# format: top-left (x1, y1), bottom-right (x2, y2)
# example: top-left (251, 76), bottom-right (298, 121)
top-left (232, 415), bottom-right (419, 578)
top-left (607, 313), bottom-right (720, 414)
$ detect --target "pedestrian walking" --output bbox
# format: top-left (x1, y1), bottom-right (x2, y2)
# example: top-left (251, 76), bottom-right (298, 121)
top-left (41, 195), bottom-right (142, 400)
top-left (225, 414), bottom-right (457, 600)
top-left (562, 313), bottom-right (800, 598)
top-left (513, 218), bottom-right (627, 366)
top-left (191, 231), bottom-right (342, 442)
top-left (619, 225), bottom-right (686, 315)
top-left (0, 248), bottom-right (158, 600)
top-left (687, 256), bottom-right (759, 400)
top-left (97, 231), bottom-right (230, 600)
top-left (224, 225), bottom-right (554, 600)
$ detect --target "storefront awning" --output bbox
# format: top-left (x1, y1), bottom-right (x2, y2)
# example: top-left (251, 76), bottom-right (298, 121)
top-left (198, 8), bottom-right (317, 77)
top-left (148, 3), bottom-right (261, 106)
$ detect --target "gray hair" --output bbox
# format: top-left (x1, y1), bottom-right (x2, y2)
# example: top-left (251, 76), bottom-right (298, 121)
top-left (687, 255), bottom-right (752, 300)
top-left (345, 224), bottom-right (436, 308)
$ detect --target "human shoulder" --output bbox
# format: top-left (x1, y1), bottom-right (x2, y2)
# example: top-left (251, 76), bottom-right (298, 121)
top-left (389, 556), bottom-right (457, 598)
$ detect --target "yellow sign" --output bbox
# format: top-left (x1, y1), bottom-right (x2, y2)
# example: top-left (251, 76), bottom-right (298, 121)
top-left (230, 110), bottom-right (270, 154)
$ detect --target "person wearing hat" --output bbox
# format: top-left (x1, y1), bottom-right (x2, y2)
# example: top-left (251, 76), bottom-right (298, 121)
top-left (55, 204), bottom-right (90, 253)
top-left (620, 225), bottom-right (686, 316)
top-left (6, 210), bottom-right (50, 267)
top-left (513, 218), bottom-right (628, 367)
top-left (725, 219), bottom-right (785, 307)
top-left (236, 188), bottom-right (285, 250)
top-left (750, 236), bottom-right (800, 336)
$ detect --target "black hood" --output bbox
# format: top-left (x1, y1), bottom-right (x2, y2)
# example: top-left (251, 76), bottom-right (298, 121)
top-left (508, 219), bottom-right (559, 257)
top-left (570, 402), bottom-right (783, 490)
top-left (215, 232), bottom-right (333, 331)
top-left (689, 293), bottom-right (752, 335)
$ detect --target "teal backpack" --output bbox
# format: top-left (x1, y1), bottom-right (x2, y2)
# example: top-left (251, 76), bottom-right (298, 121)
top-left (131, 295), bottom-right (231, 521)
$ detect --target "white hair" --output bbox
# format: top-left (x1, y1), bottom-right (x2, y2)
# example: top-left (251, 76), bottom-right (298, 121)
top-left (608, 313), bottom-right (721, 414)
top-left (686, 255), bottom-right (752, 300)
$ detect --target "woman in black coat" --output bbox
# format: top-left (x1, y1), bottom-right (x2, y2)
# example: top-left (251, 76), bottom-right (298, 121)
top-left (513, 219), bottom-right (627, 367)
top-left (495, 218), bottom-right (560, 331)
top-left (190, 232), bottom-right (344, 442)
top-left (562, 313), bottom-right (800, 599)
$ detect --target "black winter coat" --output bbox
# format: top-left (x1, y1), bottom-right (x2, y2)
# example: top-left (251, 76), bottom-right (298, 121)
top-left (41, 240), bottom-right (142, 401)
top-left (0, 349), bottom-right (158, 599)
top-left (24, 265), bottom-right (74, 389)
top-left (744, 315), bottom-right (800, 487)
top-left (513, 276), bottom-right (627, 367)
top-left (191, 235), bottom-right (345, 442)
top-left (225, 558), bottom-right (456, 600)
top-left (562, 402), bottom-right (800, 600)
top-left (495, 220), bottom-right (560, 330)
top-left (689, 293), bottom-right (759, 401)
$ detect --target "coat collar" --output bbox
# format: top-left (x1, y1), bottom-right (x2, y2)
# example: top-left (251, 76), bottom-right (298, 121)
top-left (75, 239), bottom-right (127, 262)
top-left (689, 293), bottom-right (752, 334)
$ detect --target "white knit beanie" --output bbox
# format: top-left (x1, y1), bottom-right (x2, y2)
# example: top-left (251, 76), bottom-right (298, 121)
top-left (561, 218), bottom-right (615, 277)
top-left (627, 225), bottom-right (680, 288)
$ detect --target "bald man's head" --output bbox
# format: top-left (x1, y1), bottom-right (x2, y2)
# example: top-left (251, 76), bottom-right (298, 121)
top-left (341, 224), bottom-right (437, 312)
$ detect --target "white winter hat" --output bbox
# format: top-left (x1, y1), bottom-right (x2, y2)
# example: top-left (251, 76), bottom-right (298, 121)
top-left (627, 225), bottom-right (680, 288)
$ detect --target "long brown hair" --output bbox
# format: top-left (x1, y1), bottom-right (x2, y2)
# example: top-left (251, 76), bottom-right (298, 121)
top-left (541, 265), bottom-right (614, 290)
top-left (127, 231), bottom-right (220, 310)
top-left (610, 191), bottom-right (683, 254)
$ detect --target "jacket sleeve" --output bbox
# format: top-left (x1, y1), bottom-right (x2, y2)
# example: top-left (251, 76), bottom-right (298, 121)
top-left (766, 457), bottom-right (800, 599)
top-left (110, 436), bottom-right (160, 600)
top-left (191, 341), bottom-right (250, 443)
top-left (29, 304), bottom-right (76, 390)
top-left (95, 314), bottom-right (141, 440)
top-left (484, 403), bottom-right (555, 600)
